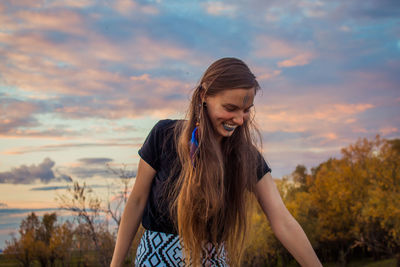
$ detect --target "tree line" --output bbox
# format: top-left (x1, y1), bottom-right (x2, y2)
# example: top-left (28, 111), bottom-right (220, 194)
top-left (3, 135), bottom-right (400, 266)
top-left (243, 135), bottom-right (400, 266)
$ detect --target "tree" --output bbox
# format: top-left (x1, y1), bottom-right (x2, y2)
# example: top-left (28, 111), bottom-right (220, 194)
top-left (354, 137), bottom-right (400, 266)
top-left (304, 135), bottom-right (400, 266)
top-left (105, 163), bottom-right (135, 227)
top-left (58, 180), bottom-right (110, 267)
top-left (36, 213), bottom-right (57, 267)
top-left (3, 212), bottom-right (73, 267)
top-left (4, 213), bottom-right (39, 266)
top-left (49, 221), bottom-right (74, 267)
top-left (292, 164), bottom-right (308, 189)
top-left (242, 195), bottom-right (281, 266)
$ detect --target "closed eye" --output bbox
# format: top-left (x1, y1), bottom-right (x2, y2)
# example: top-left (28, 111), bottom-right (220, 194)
top-left (224, 106), bottom-right (236, 112)
top-left (223, 104), bottom-right (253, 112)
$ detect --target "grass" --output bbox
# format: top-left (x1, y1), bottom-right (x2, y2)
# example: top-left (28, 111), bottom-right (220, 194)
top-left (323, 257), bottom-right (396, 267)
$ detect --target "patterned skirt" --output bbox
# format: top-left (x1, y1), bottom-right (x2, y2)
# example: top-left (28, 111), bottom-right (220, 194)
top-left (135, 229), bottom-right (229, 266)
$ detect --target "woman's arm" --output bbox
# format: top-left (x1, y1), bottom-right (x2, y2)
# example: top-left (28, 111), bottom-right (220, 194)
top-left (110, 159), bottom-right (156, 267)
top-left (254, 172), bottom-right (322, 267)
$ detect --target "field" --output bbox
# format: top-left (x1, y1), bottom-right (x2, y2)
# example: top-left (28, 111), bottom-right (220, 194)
top-left (0, 254), bottom-right (396, 267)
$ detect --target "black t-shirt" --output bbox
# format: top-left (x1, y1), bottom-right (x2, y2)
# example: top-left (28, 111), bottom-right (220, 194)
top-left (138, 119), bottom-right (272, 234)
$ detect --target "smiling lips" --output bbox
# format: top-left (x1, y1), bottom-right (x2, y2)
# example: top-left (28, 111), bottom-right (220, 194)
top-left (223, 123), bottom-right (237, 132)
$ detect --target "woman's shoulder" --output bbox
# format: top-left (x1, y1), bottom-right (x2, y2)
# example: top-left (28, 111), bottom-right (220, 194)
top-left (153, 119), bottom-right (184, 132)
top-left (155, 119), bottom-right (182, 127)
top-left (149, 119), bottom-right (185, 141)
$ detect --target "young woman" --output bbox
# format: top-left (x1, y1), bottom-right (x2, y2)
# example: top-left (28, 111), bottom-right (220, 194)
top-left (111, 58), bottom-right (322, 266)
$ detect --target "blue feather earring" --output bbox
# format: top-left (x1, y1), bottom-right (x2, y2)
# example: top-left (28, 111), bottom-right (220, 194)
top-left (190, 100), bottom-right (205, 166)
top-left (189, 122), bottom-right (199, 166)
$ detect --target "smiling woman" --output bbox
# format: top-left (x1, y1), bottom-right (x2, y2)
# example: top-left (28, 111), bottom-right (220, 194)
top-left (111, 58), bottom-right (322, 267)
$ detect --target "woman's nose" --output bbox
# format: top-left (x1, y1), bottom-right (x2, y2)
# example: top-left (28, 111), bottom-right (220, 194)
top-left (233, 112), bottom-right (244, 126)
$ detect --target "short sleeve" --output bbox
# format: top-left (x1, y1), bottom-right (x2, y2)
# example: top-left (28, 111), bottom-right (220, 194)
top-left (138, 121), bottom-right (164, 171)
top-left (256, 152), bottom-right (272, 181)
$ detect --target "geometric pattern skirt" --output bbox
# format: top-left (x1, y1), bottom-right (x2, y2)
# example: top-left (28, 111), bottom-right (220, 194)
top-left (135, 229), bottom-right (229, 266)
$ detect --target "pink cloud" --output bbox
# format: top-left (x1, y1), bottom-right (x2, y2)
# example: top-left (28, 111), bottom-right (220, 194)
top-left (203, 2), bottom-right (237, 17)
top-left (379, 127), bottom-right (398, 135)
top-left (0, 29), bottom-right (206, 100)
top-left (251, 65), bottom-right (282, 81)
top-left (130, 74), bottom-right (151, 82)
top-left (0, 32), bottom-right (84, 67)
top-left (277, 52), bottom-right (314, 68)
top-left (254, 36), bottom-right (299, 58)
top-left (253, 36), bottom-right (316, 68)
top-left (7, 0), bottom-right (45, 8)
top-left (48, 0), bottom-right (94, 8)
top-left (256, 101), bottom-right (374, 135)
top-left (0, 130), bottom-right (76, 140)
top-left (15, 9), bottom-right (85, 35)
top-left (0, 100), bottom-right (41, 135)
top-left (113, 0), bottom-right (158, 16)
top-left (3, 142), bottom-right (141, 155)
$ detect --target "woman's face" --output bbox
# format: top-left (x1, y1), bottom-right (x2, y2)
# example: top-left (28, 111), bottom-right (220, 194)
top-left (205, 88), bottom-right (255, 142)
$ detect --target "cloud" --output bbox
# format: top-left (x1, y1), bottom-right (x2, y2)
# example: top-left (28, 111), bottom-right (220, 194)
top-left (299, 0), bottom-right (326, 18)
top-left (30, 186), bottom-right (69, 191)
top-left (48, 0), bottom-right (94, 8)
top-left (0, 98), bottom-right (41, 134)
top-left (253, 36), bottom-right (316, 67)
top-left (13, 9), bottom-right (86, 35)
top-left (339, 25), bottom-right (352, 32)
top-left (61, 166), bottom-right (109, 179)
top-left (257, 102), bottom-right (374, 133)
top-left (113, 0), bottom-right (159, 16)
top-left (0, 207), bottom-right (56, 215)
top-left (203, 2), bottom-right (237, 17)
top-left (251, 65), bottom-right (282, 81)
top-left (0, 97), bottom-right (83, 139)
top-left (0, 158), bottom-right (72, 184)
top-left (379, 127), bottom-right (398, 136)
top-left (0, 203), bottom-right (7, 208)
top-left (6, 0), bottom-right (46, 8)
top-left (78, 158), bottom-right (113, 165)
top-left (30, 184), bottom-right (109, 191)
top-left (277, 52), bottom-right (314, 68)
top-left (348, 0), bottom-right (400, 19)
top-left (3, 142), bottom-right (141, 155)
top-left (0, 26), bottom-right (197, 122)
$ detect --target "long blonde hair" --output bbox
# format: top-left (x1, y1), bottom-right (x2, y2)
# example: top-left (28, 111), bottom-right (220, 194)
top-left (168, 58), bottom-right (263, 266)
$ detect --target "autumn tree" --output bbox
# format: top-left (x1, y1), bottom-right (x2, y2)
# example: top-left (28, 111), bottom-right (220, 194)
top-left (242, 195), bottom-right (280, 266)
top-left (304, 135), bottom-right (400, 265)
top-left (49, 221), bottom-right (74, 266)
top-left (353, 137), bottom-right (400, 265)
top-left (4, 212), bottom-right (73, 267)
top-left (4, 213), bottom-right (38, 267)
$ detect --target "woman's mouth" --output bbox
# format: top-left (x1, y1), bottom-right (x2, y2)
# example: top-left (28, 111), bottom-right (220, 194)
top-left (223, 123), bottom-right (236, 132)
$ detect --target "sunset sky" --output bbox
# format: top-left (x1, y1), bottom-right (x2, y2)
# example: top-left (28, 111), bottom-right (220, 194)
top-left (1, 0), bottom-right (399, 248)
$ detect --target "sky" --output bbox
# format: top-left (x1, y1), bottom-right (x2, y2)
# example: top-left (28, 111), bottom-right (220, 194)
top-left (0, 0), bottom-right (399, 249)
